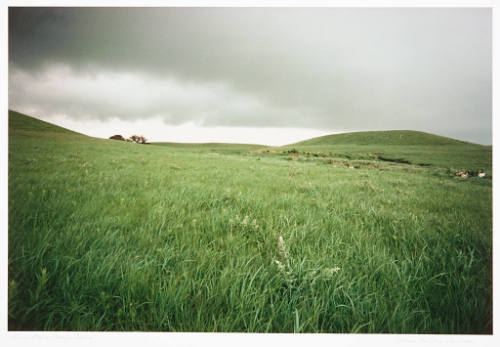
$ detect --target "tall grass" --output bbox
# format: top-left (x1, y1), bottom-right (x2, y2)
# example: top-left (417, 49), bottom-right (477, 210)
top-left (8, 111), bottom-right (492, 333)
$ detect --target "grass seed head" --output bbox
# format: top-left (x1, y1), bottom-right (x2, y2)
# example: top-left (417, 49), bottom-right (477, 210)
top-left (278, 236), bottom-right (290, 263)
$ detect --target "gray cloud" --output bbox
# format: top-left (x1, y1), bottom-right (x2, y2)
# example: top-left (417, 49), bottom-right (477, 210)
top-left (9, 64), bottom-right (321, 128)
top-left (9, 7), bottom-right (491, 144)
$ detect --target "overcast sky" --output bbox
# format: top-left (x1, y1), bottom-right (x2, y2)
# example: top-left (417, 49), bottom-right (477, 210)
top-left (8, 7), bottom-right (491, 145)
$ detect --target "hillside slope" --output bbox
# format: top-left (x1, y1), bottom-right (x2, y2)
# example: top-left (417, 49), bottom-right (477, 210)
top-left (277, 130), bottom-right (490, 172)
top-left (9, 110), bottom-right (84, 136)
top-left (293, 130), bottom-right (476, 147)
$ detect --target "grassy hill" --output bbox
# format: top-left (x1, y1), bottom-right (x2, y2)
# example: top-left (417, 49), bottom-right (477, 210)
top-left (9, 110), bottom-right (83, 136)
top-left (273, 130), bottom-right (491, 173)
top-left (292, 130), bottom-right (471, 146)
top-left (8, 110), bottom-right (492, 333)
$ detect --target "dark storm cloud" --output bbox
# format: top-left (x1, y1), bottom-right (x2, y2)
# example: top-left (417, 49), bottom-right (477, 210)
top-left (9, 7), bottom-right (491, 144)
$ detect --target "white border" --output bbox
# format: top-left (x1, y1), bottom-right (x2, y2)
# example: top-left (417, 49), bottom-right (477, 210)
top-left (1, 1), bottom-right (498, 347)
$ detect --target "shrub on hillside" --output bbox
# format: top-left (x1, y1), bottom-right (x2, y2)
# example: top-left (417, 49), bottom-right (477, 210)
top-left (109, 134), bottom-right (125, 141)
top-left (129, 135), bottom-right (147, 144)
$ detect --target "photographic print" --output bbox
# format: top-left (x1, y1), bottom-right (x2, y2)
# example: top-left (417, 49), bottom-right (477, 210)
top-left (7, 5), bottom-right (492, 334)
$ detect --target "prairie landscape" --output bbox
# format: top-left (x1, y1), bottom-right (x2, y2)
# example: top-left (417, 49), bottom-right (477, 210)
top-left (7, 7), bottom-right (493, 337)
top-left (8, 110), bottom-right (492, 333)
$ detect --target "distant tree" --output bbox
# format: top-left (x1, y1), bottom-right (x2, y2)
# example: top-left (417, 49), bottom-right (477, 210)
top-left (129, 135), bottom-right (147, 144)
top-left (109, 134), bottom-right (125, 141)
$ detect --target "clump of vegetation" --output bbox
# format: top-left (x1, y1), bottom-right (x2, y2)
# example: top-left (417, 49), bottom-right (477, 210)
top-left (109, 134), bottom-right (147, 144)
top-left (129, 135), bottom-right (147, 144)
top-left (109, 134), bottom-right (126, 141)
top-left (446, 168), bottom-right (488, 179)
top-left (377, 155), bottom-right (411, 164)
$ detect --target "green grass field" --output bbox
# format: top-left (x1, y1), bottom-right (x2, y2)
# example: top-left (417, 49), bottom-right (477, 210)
top-left (8, 110), bottom-right (492, 333)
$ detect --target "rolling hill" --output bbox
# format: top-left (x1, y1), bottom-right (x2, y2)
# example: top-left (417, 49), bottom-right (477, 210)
top-left (277, 130), bottom-right (490, 172)
top-left (291, 129), bottom-right (475, 146)
top-left (8, 110), bottom-right (492, 173)
top-left (9, 110), bottom-right (83, 136)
